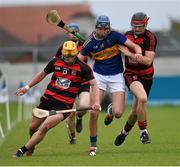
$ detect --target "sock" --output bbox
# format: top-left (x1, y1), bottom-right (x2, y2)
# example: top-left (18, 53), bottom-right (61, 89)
top-left (70, 132), bottom-right (75, 139)
top-left (20, 145), bottom-right (28, 154)
top-left (122, 128), bottom-right (129, 135)
top-left (138, 120), bottom-right (147, 130)
top-left (90, 136), bottom-right (97, 147)
top-left (124, 121), bottom-right (134, 134)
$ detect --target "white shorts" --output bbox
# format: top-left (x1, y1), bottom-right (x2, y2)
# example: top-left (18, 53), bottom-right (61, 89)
top-left (94, 72), bottom-right (126, 93)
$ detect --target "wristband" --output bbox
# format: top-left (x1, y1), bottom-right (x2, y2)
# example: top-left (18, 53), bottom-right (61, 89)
top-left (25, 85), bottom-right (30, 90)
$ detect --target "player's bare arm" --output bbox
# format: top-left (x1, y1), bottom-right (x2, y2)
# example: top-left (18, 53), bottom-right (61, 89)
top-left (124, 38), bottom-right (142, 54)
top-left (118, 45), bottom-right (135, 59)
top-left (77, 53), bottom-right (85, 61)
top-left (15, 71), bottom-right (47, 96)
top-left (136, 51), bottom-right (155, 66)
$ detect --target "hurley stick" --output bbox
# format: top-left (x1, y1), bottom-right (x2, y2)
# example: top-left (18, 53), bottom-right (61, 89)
top-left (46, 10), bottom-right (86, 42)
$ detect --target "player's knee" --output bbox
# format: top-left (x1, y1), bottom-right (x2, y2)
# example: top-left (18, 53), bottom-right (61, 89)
top-left (138, 96), bottom-right (147, 104)
top-left (114, 112), bottom-right (123, 118)
top-left (113, 107), bottom-right (124, 118)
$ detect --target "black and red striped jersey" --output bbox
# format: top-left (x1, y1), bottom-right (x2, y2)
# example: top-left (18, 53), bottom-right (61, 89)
top-left (43, 57), bottom-right (94, 106)
top-left (124, 30), bottom-right (157, 77)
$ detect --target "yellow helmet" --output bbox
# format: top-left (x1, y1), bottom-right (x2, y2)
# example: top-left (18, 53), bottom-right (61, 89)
top-left (62, 41), bottom-right (78, 56)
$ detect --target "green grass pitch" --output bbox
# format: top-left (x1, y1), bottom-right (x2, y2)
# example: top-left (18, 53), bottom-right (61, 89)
top-left (0, 104), bottom-right (180, 165)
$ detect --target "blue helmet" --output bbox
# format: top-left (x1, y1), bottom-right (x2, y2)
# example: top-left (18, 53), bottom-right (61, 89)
top-left (68, 23), bottom-right (80, 32)
top-left (95, 15), bottom-right (110, 28)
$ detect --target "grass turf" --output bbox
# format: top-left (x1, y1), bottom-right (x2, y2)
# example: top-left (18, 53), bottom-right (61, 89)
top-left (0, 105), bottom-right (180, 165)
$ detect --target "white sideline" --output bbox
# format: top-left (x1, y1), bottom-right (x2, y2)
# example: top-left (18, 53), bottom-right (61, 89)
top-left (0, 121), bottom-right (5, 138)
top-left (0, 121), bottom-right (17, 146)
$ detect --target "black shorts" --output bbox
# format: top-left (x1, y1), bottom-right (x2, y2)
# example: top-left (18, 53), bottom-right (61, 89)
top-left (78, 82), bottom-right (90, 95)
top-left (124, 73), bottom-right (153, 96)
top-left (37, 96), bottom-right (72, 120)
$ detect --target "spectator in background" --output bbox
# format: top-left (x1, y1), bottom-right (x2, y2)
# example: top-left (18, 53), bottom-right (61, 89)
top-left (78, 15), bottom-right (142, 155)
top-left (114, 12), bottom-right (157, 146)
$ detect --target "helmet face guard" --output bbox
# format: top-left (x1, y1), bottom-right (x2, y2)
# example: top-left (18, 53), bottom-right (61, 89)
top-left (131, 12), bottom-right (149, 35)
top-left (95, 15), bottom-right (111, 39)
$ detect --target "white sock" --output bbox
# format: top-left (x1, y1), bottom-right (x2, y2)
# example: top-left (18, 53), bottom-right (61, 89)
top-left (140, 129), bottom-right (148, 136)
top-left (122, 128), bottom-right (128, 135)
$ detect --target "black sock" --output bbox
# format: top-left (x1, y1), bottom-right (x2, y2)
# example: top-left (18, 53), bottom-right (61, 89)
top-left (124, 121), bottom-right (134, 133)
top-left (20, 145), bottom-right (28, 153)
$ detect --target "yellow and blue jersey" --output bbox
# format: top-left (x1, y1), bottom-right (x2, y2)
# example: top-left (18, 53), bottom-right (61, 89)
top-left (81, 30), bottom-right (127, 75)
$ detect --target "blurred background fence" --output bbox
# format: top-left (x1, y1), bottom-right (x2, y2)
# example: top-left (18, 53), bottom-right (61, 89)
top-left (0, 46), bottom-right (180, 106)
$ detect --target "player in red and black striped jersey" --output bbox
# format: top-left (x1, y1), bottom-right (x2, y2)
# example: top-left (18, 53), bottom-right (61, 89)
top-left (114, 12), bottom-right (157, 146)
top-left (13, 41), bottom-right (100, 158)
top-left (55, 23), bottom-right (90, 144)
